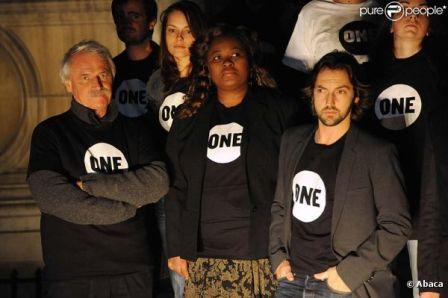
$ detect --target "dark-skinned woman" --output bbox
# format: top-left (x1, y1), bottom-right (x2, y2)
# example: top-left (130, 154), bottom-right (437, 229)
top-left (165, 25), bottom-right (304, 297)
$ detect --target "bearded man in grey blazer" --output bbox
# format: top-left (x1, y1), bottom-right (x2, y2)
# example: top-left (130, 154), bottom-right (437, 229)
top-left (270, 51), bottom-right (411, 298)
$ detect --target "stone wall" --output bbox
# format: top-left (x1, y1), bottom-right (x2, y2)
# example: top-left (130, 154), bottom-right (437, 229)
top-left (0, 0), bottom-right (124, 294)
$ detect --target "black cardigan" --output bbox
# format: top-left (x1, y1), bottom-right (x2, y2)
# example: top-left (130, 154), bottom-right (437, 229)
top-left (418, 104), bottom-right (448, 293)
top-left (165, 87), bottom-right (306, 260)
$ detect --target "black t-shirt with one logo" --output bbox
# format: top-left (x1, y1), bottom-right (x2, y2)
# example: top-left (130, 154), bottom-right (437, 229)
top-left (290, 134), bottom-right (345, 275)
top-left (366, 50), bottom-right (440, 218)
top-left (113, 42), bottom-right (160, 118)
top-left (198, 99), bottom-right (251, 259)
top-left (158, 81), bottom-right (188, 130)
top-left (153, 79), bottom-right (189, 138)
top-left (28, 102), bottom-right (161, 280)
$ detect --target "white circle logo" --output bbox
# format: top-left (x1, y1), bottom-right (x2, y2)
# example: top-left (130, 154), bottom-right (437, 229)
top-left (207, 122), bottom-right (244, 164)
top-left (385, 1), bottom-right (404, 21)
top-left (159, 92), bottom-right (186, 131)
top-left (292, 170), bottom-right (326, 223)
top-left (115, 79), bottom-right (147, 118)
top-left (84, 143), bottom-right (129, 174)
top-left (375, 84), bottom-right (422, 130)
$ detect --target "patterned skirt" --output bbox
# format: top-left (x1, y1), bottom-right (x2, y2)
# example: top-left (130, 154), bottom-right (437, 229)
top-left (184, 257), bottom-right (277, 298)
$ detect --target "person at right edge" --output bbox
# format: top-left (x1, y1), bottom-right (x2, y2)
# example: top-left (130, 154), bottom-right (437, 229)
top-left (419, 92), bottom-right (448, 298)
top-left (365, 1), bottom-right (447, 297)
top-left (418, 112), bottom-right (448, 298)
top-left (270, 51), bottom-right (411, 298)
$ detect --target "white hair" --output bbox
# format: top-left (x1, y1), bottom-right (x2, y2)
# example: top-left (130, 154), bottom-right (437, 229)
top-left (59, 40), bottom-right (116, 83)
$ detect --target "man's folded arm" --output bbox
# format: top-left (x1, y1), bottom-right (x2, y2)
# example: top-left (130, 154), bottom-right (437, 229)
top-left (81, 161), bottom-right (169, 207)
top-left (28, 170), bottom-right (137, 225)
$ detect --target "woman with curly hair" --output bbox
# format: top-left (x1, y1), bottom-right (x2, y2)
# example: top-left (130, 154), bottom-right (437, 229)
top-left (164, 24), bottom-right (304, 297)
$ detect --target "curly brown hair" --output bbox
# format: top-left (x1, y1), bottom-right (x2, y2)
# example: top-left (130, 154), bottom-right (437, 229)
top-left (178, 24), bottom-right (277, 118)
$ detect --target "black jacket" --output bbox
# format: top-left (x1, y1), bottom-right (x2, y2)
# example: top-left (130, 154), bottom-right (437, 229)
top-left (165, 87), bottom-right (305, 260)
top-left (416, 56), bottom-right (448, 293)
top-left (270, 124), bottom-right (411, 297)
top-left (418, 104), bottom-right (448, 293)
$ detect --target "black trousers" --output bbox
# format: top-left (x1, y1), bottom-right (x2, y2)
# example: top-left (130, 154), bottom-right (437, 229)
top-left (42, 271), bottom-right (153, 298)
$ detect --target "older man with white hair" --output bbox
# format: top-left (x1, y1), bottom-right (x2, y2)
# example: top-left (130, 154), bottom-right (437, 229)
top-left (27, 40), bottom-right (168, 298)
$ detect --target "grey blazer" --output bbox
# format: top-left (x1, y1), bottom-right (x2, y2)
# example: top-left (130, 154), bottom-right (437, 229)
top-left (269, 124), bottom-right (412, 298)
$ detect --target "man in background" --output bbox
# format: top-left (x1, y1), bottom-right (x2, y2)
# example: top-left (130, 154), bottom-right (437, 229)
top-left (111, 0), bottom-right (159, 118)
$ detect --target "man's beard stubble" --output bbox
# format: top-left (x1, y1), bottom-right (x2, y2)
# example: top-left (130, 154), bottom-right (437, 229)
top-left (118, 28), bottom-right (152, 46)
top-left (315, 105), bottom-right (352, 127)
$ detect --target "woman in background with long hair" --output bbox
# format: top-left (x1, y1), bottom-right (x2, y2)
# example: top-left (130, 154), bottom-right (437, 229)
top-left (146, 2), bottom-right (206, 297)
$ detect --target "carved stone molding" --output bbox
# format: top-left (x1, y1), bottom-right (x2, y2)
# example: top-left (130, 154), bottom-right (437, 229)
top-left (0, 28), bottom-right (41, 175)
top-left (0, 1), bottom-right (125, 280)
top-left (0, 1), bottom-right (113, 26)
